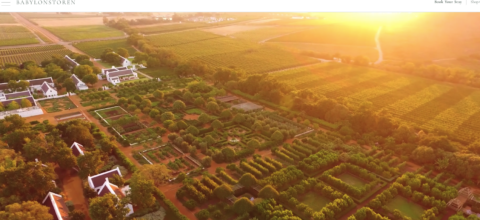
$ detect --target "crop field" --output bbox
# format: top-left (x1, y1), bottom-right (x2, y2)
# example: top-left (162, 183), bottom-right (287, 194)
top-left (269, 42), bottom-right (379, 60)
top-left (232, 26), bottom-right (308, 42)
top-left (269, 23), bottom-right (378, 46)
top-left (73, 39), bottom-right (136, 58)
top-left (146, 30), bottom-right (318, 73)
top-left (0, 25), bottom-right (38, 46)
top-left (133, 22), bottom-right (209, 34)
top-left (0, 45), bottom-right (71, 65)
top-left (44, 25), bottom-right (124, 41)
top-left (272, 62), bottom-right (480, 142)
top-left (0, 13), bottom-right (16, 23)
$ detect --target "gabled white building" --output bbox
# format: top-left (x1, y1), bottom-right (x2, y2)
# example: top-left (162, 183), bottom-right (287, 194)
top-left (70, 74), bottom-right (88, 91)
top-left (41, 81), bottom-right (57, 97)
top-left (101, 67), bottom-right (138, 85)
top-left (65, 55), bottom-right (80, 68)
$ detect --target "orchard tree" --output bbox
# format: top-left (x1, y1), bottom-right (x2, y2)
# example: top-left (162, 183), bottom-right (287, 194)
top-left (160, 112), bottom-right (175, 122)
top-left (271, 130), bottom-right (284, 143)
top-left (0, 201), bottom-right (53, 220)
top-left (177, 120), bottom-right (188, 130)
top-left (204, 135), bottom-right (216, 146)
top-left (233, 198), bottom-right (253, 215)
top-left (186, 125), bottom-right (199, 136)
top-left (173, 100), bottom-right (186, 111)
top-left (238, 173), bottom-right (257, 187)
top-left (201, 156), bottom-right (212, 167)
top-left (213, 184), bottom-right (233, 200)
top-left (258, 185), bottom-right (279, 199)
top-left (412, 146), bottom-right (435, 164)
top-left (194, 97), bottom-right (205, 107)
top-left (221, 147), bottom-right (235, 162)
top-left (233, 113), bottom-right (245, 124)
top-left (220, 109), bottom-right (233, 119)
top-left (206, 101), bottom-right (219, 113)
top-left (138, 163), bottom-right (172, 187)
top-left (153, 90), bottom-right (164, 100)
top-left (198, 113), bottom-right (211, 124)
top-left (247, 139), bottom-right (260, 149)
top-left (211, 119), bottom-right (223, 130)
top-left (89, 193), bottom-right (130, 220)
top-left (149, 109), bottom-right (160, 119)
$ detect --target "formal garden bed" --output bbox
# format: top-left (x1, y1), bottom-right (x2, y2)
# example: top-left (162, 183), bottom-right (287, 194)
top-left (38, 97), bottom-right (77, 113)
top-left (385, 196), bottom-right (425, 220)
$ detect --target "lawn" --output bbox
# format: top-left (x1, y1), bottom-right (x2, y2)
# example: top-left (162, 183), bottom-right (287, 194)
top-left (117, 78), bottom-right (150, 85)
top-left (337, 173), bottom-right (368, 188)
top-left (45, 25), bottom-right (124, 41)
top-left (38, 97), bottom-right (77, 113)
top-left (385, 196), bottom-right (425, 220)
top-left (299, 193), bottom-right (331, 211)
top-left (185, 108), bottom-right (203, 115)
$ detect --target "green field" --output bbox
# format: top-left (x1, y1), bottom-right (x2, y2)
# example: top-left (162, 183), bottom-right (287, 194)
top-left (272, 62), bottom-right (480, 142)
top-left (145, 30), bottom-right (318, 74)
top-left (269, 24), bottom-right (378, 46)
top-left (0, 45), bottom-right (71, 65)
top-left (45, 25), bottom-right (124, 41)
top-left (73, 39), bottom-right (136, 58)
top-left (337, 173), bottom-right (368, 188)
top-left (299, 193), bottom-right (331, 211)
top-left (0, 25), bottom-right (38, 46)
top-left (0, 13), bottom-right (16, 24)
top-left (385, 196), bottom-right (425, 220)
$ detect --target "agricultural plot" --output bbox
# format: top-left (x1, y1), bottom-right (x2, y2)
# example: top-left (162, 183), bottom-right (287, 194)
top-left (44, 25), bottom-right (124, 41)
top-left (133, 22), bottom-right (209, 34)
top-left (0, 45), bottom-right (71, 65)
top-left (0, 13), bottom-right (16, 23)
top-left (299, 193), bottom-right (332, 211)
top-left (38, 97), bottom-right (77, 113)
top-left (268, 42), bottom-right (379, 60)
top-left (54, 112), bottom-right (88, 123)
top-left (0, 25), bottom-right (38, 46)
top-left (336, 173), bottom-right (368, 188)
top-left (73, 39), bottom-right (136, 58)
top-left (269, 23), bottom-right (378, 46)
top-left (232, 26), bottom-right (308, 42)
top-left (146, 30), bottom-right (318, 74)
top-left (272, 62), bottom-right (480, 142)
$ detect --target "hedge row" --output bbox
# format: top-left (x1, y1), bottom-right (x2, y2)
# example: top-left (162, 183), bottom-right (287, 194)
top-left (112, 146), bottom-right (138, 173)
top-left (153, 188), bottom-right (189, 220)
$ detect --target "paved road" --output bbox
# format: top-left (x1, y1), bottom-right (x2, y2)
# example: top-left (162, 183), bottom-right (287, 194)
top-left (374, 26), bottom-right (383, 65)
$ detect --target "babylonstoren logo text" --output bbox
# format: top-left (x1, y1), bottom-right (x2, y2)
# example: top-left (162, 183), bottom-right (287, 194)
top-left (16, 0), bottom-right (75, 5)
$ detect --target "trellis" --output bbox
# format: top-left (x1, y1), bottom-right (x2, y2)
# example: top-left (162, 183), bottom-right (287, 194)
top-left (448, 187), bottom-right (474, 211)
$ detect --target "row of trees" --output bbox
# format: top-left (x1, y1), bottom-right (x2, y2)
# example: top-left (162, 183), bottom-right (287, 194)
top-left (298, 150), bottom-right (339, 173)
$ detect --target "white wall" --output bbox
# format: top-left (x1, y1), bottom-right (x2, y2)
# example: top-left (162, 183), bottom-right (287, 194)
top-left (0, 107), bottom-right (43, 119)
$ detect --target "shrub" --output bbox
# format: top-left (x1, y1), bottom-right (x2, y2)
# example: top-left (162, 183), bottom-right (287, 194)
top-left (195, 209), bottom-right (210, 220)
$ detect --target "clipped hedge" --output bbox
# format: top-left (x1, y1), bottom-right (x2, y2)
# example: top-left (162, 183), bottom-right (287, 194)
top-left (153, 188), bottom-right (189, 220)
top-left (112, 146), bottom-right (138, 173)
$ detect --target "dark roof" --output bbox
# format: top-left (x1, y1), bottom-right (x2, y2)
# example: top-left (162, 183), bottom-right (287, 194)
top-left (5, 91), bottom-right (31, 100)
top-left (116, 67), bottom-right (127, 71)
top-left (65, 55), bottom-right (79, 67)
top-left (0, 83), bottom-right (8, 91)
top-left (71, 74), bottom-right (82, 85)
top-left (41, 81), bottom-right (56, 93)
top-left (1, 97), bottom-right (35, 107)
top-left (89, 168), bottom-right (122, 189)
top-left (104, 68), bottom-right (118, 74)
top-left (42, 192), bottom-right (70, 220)
top-left (70, 142), bottom-right (85, 157)
top-left (29, 77), bottom-right (53, 86)
top-left (107, 69), bottom-right (134, 78)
